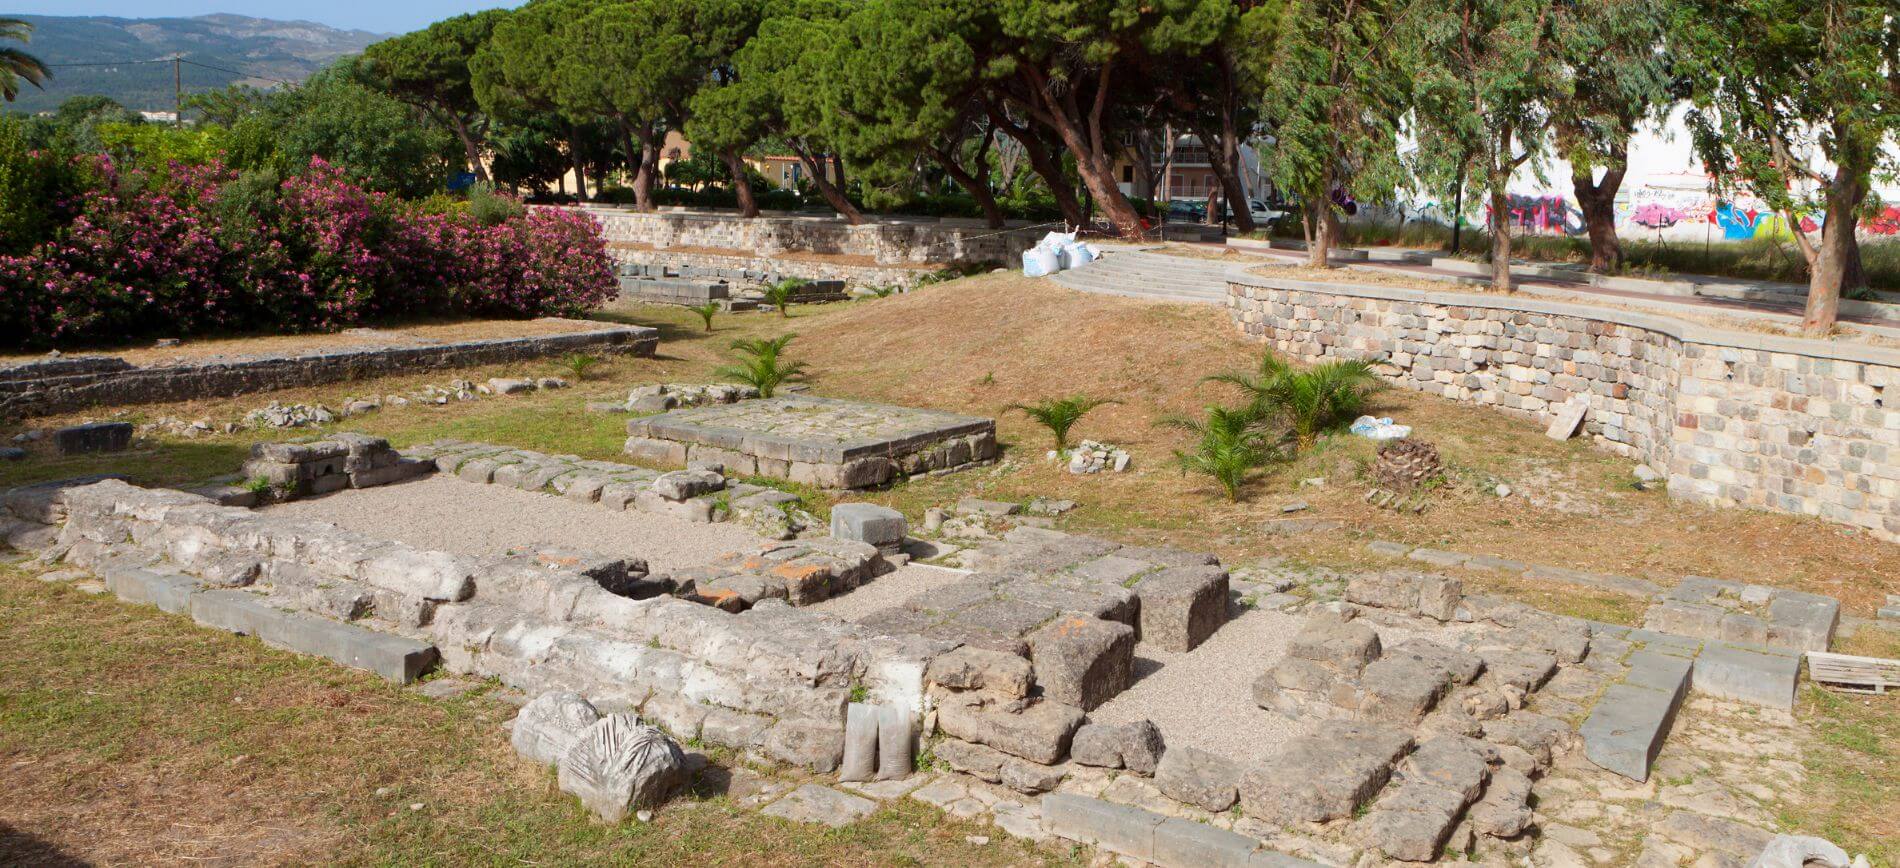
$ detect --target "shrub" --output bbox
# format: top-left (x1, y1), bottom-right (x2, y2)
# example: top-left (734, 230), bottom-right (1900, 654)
top-left (1210, 351), bottom-right (1382, 449)
top-left (689, 301), bottom-right (720, 332)
top-left (715, 334), bottom-right (808, 398)
top-left (0, 155), bottom-right (615, 348)
top-left (1008, 395), bottom-right (1117, 452)
top-left (1165, 406), bottom-right (1280, 501)
top-left (561, 353), bottom-right (601, 381)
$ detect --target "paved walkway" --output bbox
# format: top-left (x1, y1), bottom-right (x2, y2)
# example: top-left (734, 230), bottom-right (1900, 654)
top-left (1047, 241), bottom-right (1900, 340)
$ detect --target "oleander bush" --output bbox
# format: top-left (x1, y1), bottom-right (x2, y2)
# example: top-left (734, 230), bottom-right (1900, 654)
top-left (0, 155), bottom-right (615, 348)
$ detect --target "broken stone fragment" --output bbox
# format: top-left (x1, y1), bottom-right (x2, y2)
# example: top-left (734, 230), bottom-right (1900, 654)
top-left (924, 645), bottom-right (1033, 698)
top-left (1028, 615), bottom-right (1134, 711)
top-left (557, 714), bottom-right (688, 822)
top-left (1068, 719), bottom-right (1165, 774)
top-left (512, 691), bottom-right (603, 767)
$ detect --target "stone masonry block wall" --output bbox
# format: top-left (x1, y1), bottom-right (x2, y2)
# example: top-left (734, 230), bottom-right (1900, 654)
top-left (608, 247), bottom-right (946, 290)
top-left (571, 206), bottom-right (1039, 266)
top-left (0, 323), bottom-right (658, 419)
top-left (1227, 272), bottom-right (1900, 541)
top-left (49, 479), bottom-right (938, 771)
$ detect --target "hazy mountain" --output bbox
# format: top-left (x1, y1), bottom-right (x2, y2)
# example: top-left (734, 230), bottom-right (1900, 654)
top-left (4, 14), bottom-right (388, 114)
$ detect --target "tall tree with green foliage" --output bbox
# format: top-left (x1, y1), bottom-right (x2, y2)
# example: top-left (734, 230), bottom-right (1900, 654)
top-left (1161, 2), bottom-right (1276, 235)
top-left (1409, 0), bottom-right (1565, 293)
top-left (0, 18), bottom-right (49, 103)
top-left (1258, 0), bottom-right (1411, 265)
top-left (362, 10), bottom-right (507, 183)
top-left (1669, 0), bottom-right (1900, 335)
top-left (699, 0), bottom-right (864, 222)
top-left (977, 0), bottom-right (1237, 238)
top-left (473, 0), bottom-right (599, 199)
top-left (222, 59), bottom-right (459, 199)
top-left (1549, 0), bottom-right (1672, 274)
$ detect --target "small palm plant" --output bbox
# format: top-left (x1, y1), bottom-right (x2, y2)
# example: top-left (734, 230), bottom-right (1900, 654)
top-left (1209, 351), bottom-right (1382, 449)
top-left (1164, 406), bottom-right (1280, 501)
top-left (868, 285), bottom-right (898, 299)
top-left (762, 278), bottom-right (807, 317)
top-left (1008, 395), bottom-right (1117, 453)
top-left (0, 19), bottom-right (51, 103)
top-left (689, 301), bottom-right (720, 332)
top-left (715, 334), bottom-right (808, 398)
top-left (561, 352), bottom-right (601, 381)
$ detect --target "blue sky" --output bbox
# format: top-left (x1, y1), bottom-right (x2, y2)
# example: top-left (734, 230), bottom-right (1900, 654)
top-left (6, 2), bottom-right (521, 35)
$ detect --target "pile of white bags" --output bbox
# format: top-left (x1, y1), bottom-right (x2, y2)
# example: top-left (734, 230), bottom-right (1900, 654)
top-left (1350, 415), bottom-right (1412, 440)
top-left (1021, 230), bottom-right (1100, 276)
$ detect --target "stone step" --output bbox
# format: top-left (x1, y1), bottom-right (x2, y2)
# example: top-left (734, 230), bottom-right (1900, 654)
top-left (1579, 650), bottom-right (1691, 781)
top-left (1053, 277), bottom-right (1226, 298)
top-left (190, 589), bottom-right (439, 684)
top-left (102, 564), bottom-right (199, 615)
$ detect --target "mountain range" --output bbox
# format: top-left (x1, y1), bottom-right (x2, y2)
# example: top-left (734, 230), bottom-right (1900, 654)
top-left (4, 13), bottom-right (388, 114)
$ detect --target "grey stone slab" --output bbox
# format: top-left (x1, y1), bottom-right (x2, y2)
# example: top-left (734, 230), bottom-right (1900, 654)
top-left (52, 421), bottom-right (134, 454)
top-left (1693, 643), bottom-right (1802, 710)
top-left (831, 503), bottom-right (906, 550)
top-left (189, 590), bottom-right (437, 683)
top-left (1580, 682), bottom-right (1685, 782)
top-left (1525, 564), bottom-right (1663, 597)
top-left (763, 783), bottom-right (878, 828)
top-left (1407, 547), bottom-right (1469, 568)
top-left (1154, 818), bottom-right (1259, 868)
top-left (103, 566), bottom-right (198, 614)
top-left (1366, 541), bottom-right (1413, 557)
top-left (1041, 793), bottom-right (1165, 861)
top-left (1623, 649), bottom-right (1695, 696)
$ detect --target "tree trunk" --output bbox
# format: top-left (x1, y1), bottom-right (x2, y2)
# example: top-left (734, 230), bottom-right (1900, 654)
top-left (930, 145), bottom-right (1005, 228)
top-left (721, 148), bottom-right (758, 218)
top-left (1572, 164), bottom-right (1625, 274)
top-left (831, 153), bottom-right (847, 191)
top-left (1015, 67), bottom-right (1144, 238)
top-left (634, 126), bottom-right (661, 212)
top-left (568, 125), bottom-right (590, 202)
top-left (1193, 118), bottom-right (1255, 235)
top-left (793, 145), bottom-right (863, 224)
top-left (1804, 190), bottom-right (1860, 335)
top-left (1015, 129), bottom-right (1085, 227)
top-left (1489, 184), bottom-right (1514, 293)
top-left (449, 114), bottom-right (489, 184)
top-left (1308, 200), bottom-right (1336, 268)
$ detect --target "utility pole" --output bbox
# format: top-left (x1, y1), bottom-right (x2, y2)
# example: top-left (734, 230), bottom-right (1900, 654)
top-left (174, 57), bottom-right (182, 125)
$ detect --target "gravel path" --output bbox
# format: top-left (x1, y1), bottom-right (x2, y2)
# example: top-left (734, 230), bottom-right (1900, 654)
top-left (262, 476), bottom-right (770, 573)
top-left (806, 563), bottom-right (973, 622)
top-left (1090, 606), bottom-right (1315, 765)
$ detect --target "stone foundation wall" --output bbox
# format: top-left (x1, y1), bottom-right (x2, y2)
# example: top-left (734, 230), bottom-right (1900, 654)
top-left (609, 246), bottom-right (946, 290)
top-left (1227, 272), bottom-right (1900, 540)
top-left (45, 478), bottom-right (937, 772)
top-left (0, 323), bottom-right (658, 419)
top-left (574, 207), bottom-right (1039, 266)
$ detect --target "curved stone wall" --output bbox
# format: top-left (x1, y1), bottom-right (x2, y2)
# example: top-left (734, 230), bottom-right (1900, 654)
top-left (1227, 271), bottom-right (1900, 541)
top-left (569, 206), bottom-right (1040, 266)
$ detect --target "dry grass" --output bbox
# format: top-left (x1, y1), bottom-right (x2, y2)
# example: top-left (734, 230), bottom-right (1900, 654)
top-left (0, 565), bottom-right (1075, 866)
top-left (0, 317), bottom-right (611, 367)
top-left (7, 272), bottom-right (1896, 616)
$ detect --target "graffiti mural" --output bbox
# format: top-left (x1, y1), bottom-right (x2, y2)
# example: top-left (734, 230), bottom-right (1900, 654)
top-left (1486, 194), bottom-right (1586, 236)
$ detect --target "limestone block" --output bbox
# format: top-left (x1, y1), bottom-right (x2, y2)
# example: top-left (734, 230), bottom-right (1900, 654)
top-left (1154, 744), bottom-right (1240, 812)
top-left (1238, 723), bottom-right (1413, 825)
top-left (1136, 565), bottom-right (1229, 653)
top-left (924, 646), bottom-right (1032, 698)
top-left (1028, 615), bottom-right (1136, 710)
top-left (934, 694), bottom-right (1085, 765)
top-left (1069, 719), bottom-right (1165, 774)
top-left (830, 503), bottom-right (906, 552)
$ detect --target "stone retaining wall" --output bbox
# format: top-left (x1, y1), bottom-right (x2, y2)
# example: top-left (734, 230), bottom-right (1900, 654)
top-left (574, 207), bottom-right (1039, 266)
top-left (1227, 272), bottom-right (1900, 541)
top-left (0, 323), bottom-right (658, 419)
top-left (610, 246), bottom-right (946, 290)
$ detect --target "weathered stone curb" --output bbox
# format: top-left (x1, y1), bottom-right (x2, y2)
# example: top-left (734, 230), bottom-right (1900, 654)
top-left (190, 589), bottom-right (440, 683)
top-left (0, 321), bottom-right (658, 419)
top-left (1040, 793), bottom-right (1322, 867)
top-left (1366, 541), bottom-right (1664, 598)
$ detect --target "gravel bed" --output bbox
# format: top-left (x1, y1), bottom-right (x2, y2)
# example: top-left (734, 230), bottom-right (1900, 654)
top-left (1089, 606), bottom-right (1316, 765)
top-left (261, 475), bottom-right (770, 573)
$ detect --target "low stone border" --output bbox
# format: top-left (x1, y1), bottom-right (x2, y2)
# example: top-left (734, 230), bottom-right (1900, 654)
top-left (1364, 540), bottom-right (1665, 598)
top-left (0, 321), bottom-right (658, 419)
top-left (611, 247), bottom-right (941, 290)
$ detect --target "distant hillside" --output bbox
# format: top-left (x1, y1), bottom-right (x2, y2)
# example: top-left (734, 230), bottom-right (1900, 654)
top-left (3, 14), bottom-right (388, 114)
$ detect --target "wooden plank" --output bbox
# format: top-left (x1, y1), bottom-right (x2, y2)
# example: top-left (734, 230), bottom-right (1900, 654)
top-left (1807, 651), bottom-right (1899, 694)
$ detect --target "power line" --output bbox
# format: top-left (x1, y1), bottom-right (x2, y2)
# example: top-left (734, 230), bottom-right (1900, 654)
top-left (44, 57), bottom-right (299, 87)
